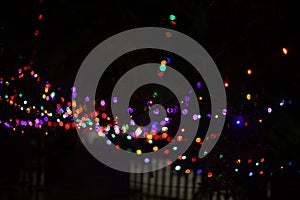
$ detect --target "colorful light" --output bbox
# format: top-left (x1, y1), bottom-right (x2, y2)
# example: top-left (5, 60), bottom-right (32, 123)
top-left (169, 14), bottom-right (176, 21)
top-left (196, 82), bottom-right (202, 88)
top-left (159, 65), bottom-right (167, 72)
top-left (267, 107), bottom-right (272, 113)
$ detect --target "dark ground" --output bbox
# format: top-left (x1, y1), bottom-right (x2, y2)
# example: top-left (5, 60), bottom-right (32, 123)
top-left (0, 130), bottom-right (130, 200)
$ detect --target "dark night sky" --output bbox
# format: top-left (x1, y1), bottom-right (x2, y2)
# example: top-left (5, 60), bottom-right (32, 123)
top-left (1, 0), bottom-right (299, 90)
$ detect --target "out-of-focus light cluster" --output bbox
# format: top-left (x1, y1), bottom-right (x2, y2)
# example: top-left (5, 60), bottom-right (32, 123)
top-left (0, 5), bottom-right (298, 179)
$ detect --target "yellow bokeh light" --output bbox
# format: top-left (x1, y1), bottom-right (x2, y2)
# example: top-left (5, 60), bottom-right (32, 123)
top-left (247, 94), bottom-right (251, 100)
top-left (136, 149), bottom-right (142, 154)
top-left (147, 134), bottom-right (153, 140)
top-left (98, 132), bottom-right (104, 137)
top-left (161, 60), bottom-right (167, 66)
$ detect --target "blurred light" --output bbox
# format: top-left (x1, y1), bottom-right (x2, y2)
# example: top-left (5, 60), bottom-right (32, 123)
top-left (247, 94), bottom-right (251, 100)
top-left (197, 82), bottom-right (202, 88)
top-left (128, 107), bottom-right (133, 113)
top-left (222, 109), bottom-right (227, 115)
top-left (166, 58), bottom-right (171, 64)
top-left (112, 97), bottom-right (118, 103)
top-left (182, 109), bottom-right (188, 115)
top-left (193, 114), bottom-right (198, 120)
top-left (34, 30), bottom-right (39, 36)
top-left (177, 135), bottom-right (183, 142)
top-left (161, 60), bottom-right (167, 65)
top-left (136, 149), bottom-right (142, 154)
top-left (268, 107), bottom-right (272, 113)
top-left (170, 21), bottom-right (176, 25)
top-left (169, 14), bottom-right (176, 21)
top-left (282, 47), bottom-right (288, 55)
top-left (126, 148), bottom-right (132, 153)
top-left (210, 133), bottom-right (217, 139)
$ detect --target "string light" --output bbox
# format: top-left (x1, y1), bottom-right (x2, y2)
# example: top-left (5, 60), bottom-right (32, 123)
top-left (0, 0), bottom-right (297, 182)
